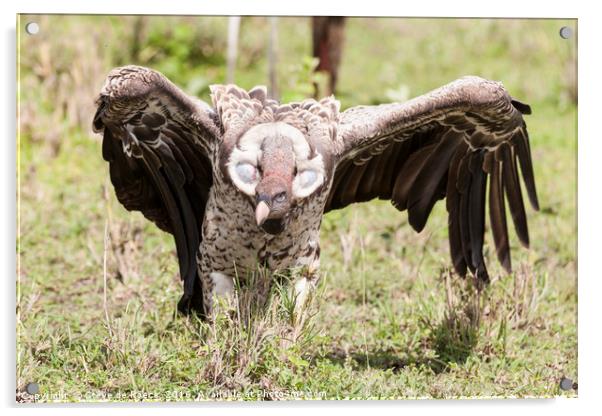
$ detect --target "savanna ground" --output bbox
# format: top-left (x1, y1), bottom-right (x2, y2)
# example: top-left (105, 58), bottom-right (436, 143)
top-left (16, 16), bottom-right (577, 401)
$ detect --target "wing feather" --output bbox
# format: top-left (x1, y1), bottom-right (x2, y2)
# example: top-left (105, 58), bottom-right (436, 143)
top-left (391, 143), bottom-right (436, 210)
top-left (457, 154), bottom-right (475, 275)
top-left (467, 151), bottom-right (488, 281)
top-left (326, 76), bottom-right (539, 284)
top-left (138, 143), bottom-right (196, 294)
top-left (499, 142), bottom-right (530, 248)
top-left (515, 128), bottom-right (540, 210)
top-left (446, 143), bottom-right (469, 276)
top-left (94, 65), bottom-right (219, 315)
top-left (407, 129), bottom-right (463, 232)
top-left (489, 155), bottom-right (512, 273)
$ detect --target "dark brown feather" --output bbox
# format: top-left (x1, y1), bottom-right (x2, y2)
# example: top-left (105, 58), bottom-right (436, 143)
top-left (407, 129), bottom-right (463, 232)
top-left (489, 158), bottom-right (512, 273)
top-left (445, 143), bottom-right (469, 273)
top-left (467, 150), bottom-right (489, 282)
top-left (499, 143), bottom-right (530, 248)
top-left (514, 129), bottom-right (540, 210)
top-left (391, 144), bottom-right (436, 210)
top-left (138, 144), bottom-right (195, 288)
top-left (511, 99), bottom-right (532, 115)
top-left (358, 144), bottom-right (395, 198)
top-left (339, 160), bottom-right (371, 207)
top-left (458, 161), bottom-right (475, 275)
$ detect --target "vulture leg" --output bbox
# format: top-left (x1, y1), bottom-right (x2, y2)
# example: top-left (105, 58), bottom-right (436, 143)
top-left (201, 269), bottom-right (236, 319)
top-left (291, 242), bottom-right (322, 328)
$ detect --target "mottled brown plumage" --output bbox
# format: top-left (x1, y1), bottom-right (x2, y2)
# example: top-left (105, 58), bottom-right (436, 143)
top-left (94, 65), bottom-right (539, 318)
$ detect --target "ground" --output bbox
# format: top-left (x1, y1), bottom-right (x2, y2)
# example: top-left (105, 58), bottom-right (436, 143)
top-left (17, 16), bottom-right (577, 401)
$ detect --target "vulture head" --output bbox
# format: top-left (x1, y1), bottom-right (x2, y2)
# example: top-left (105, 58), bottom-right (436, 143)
top-left (210, 84), bottom-right (337, 235)
top-left (226, 122), bottom-right (327, 235)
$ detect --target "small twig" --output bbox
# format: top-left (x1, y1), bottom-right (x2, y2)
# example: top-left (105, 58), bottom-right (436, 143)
top-left (226, 16), bottom-right (241, 84)
top-left (268, 17), bottom-right (279, 100)
top-left (102, 178), bottom-right (115, 337)
top-left (444, 268), bottom-right (455, 317)
top-left (359, 232), bottom-right (370, 370)
top-left (103, 219), bottom-right (113, 338)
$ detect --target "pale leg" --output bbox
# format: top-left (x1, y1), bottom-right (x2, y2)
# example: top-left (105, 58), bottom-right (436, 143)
top-left (292, 239), bottom-right (321, 328)
top-left (288, 274), bottom-right (319, 345)
top-left (204, 271), bottom-right (235, 318)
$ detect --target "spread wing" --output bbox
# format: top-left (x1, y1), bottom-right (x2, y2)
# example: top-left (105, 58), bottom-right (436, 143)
top-left (326, 76), bottom-right (539, 283)
top-left (93, 65), bottom-right (221, 314)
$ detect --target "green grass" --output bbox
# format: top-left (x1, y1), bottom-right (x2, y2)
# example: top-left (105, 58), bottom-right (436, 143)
top-left (17, 16), bottom-right (577, 401)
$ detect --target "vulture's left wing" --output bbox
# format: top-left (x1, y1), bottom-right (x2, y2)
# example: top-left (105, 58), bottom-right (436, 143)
top-left (93, 66), bottom-right (221, 315)
top-left (326, 76), bottom-right (539, 283)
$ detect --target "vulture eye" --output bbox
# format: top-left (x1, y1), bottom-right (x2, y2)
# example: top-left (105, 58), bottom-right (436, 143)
top-left (235, 163), bottom-right (258, 184)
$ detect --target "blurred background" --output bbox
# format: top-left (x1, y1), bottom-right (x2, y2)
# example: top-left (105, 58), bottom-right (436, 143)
top-left (17, 15), bottom-right (577, 400)
top-left (19, 16), bottom-right (576, 154)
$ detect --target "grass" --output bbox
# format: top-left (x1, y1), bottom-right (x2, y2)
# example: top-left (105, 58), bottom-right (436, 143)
top-left (17, 16), bottom-right (577, 401)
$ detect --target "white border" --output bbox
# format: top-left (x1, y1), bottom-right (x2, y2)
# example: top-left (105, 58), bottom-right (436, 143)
top-left (8, 0), bottom-right (583, 17)
top-left (3, 1), bottom-right (600, 415)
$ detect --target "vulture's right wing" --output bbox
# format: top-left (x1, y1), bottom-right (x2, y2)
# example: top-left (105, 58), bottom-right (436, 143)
top-left (93, 66), bottom-right (220, 315)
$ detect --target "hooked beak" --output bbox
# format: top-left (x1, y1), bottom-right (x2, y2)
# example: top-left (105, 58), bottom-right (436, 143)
top-left (255, 200), bottom-right (270, 226)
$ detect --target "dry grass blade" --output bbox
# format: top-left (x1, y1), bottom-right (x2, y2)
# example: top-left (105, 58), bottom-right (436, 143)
top-left (103, 219), bottom-right (114, 338)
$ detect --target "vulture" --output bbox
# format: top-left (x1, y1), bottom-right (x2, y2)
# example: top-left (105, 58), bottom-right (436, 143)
top-left (93, 65), bottom-right (539, 318)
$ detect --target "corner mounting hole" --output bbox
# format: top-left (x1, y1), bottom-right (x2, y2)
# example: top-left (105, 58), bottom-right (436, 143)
top-left (559, 26), bottom-right (572, 39)
top-left (25, 22), bottom-right (39, 35)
